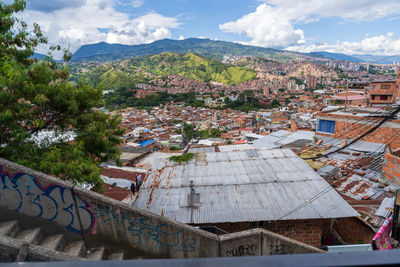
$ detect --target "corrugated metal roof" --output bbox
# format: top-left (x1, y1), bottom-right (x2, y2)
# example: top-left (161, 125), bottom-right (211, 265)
top-left (252, 131), bottom-right (315, 150)
top-left (188, 146), bottom-right (216, 153)
top-left (252, 135), bottom-right (282, 150)
top-left (319, 136), bottom-right (385, 153)
top-left (332, 174), bottom-right (377, 201)
top-left (375, 197), bottom-right (394, 218)
top-left (134, 149), bottom-right (358, 224)
top-left (218, 144), bottom-right (254, 152)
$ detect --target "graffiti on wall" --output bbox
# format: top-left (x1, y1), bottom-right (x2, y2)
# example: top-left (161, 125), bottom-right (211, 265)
top-left (226, 244), bottom-right (257, 256)
top-left (0, 166), bottom-right (95, 234)
top-left (94, 206), bottom-right (197, 255)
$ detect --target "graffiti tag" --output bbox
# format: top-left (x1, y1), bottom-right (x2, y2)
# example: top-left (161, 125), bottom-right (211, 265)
top-left (0, 166), bottom-right (95, 234)
top-left (226, 244), bottom-right (257, 256)
top-left (94, 206), bottom-right (197, 255)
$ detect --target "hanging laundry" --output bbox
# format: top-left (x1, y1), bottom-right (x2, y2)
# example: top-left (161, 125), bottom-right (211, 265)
top-left (373, 217), bottom-right (393, 250)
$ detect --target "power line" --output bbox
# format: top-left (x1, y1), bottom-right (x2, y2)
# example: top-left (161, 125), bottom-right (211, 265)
top-left (306, 104), bottom-right (400, 160)
top-left (316, 104), bottom-right (392, 145)
top-left (370, 128), bottom-right (400, 155)
top-left (277, 185), bottom-right (333, 220)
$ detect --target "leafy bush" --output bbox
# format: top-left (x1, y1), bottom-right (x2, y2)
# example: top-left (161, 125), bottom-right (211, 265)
top-left (169, 153), bottom-right (195, 163)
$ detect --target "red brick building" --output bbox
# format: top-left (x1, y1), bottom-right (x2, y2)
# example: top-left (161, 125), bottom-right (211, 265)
top-left (316, 109), bottom-right (400, 150)
top-left (369, 80), bottom-right (397, 104)
top-left (383, 149), bottom-right (400, 185)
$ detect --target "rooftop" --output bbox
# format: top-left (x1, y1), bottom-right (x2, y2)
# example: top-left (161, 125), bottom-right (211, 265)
top-left (134, 149), bottom-right (358, 224)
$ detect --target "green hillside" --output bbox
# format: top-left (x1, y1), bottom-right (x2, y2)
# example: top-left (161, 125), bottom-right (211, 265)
top-left (71, 38), bottom-right (293, 62)
top-left (128, 52), bottom-right (257, 85)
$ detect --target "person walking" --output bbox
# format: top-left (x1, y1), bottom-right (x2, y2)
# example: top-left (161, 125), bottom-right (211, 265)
top-left (137, 174), bottom-right (143, 190)
top-left (130, 181), bottom-right (136, 201)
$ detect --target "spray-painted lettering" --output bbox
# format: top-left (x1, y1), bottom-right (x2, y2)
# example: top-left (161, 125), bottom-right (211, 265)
top-left (0, 166), bottom-right (95, 234)
top-left (94, 206), bottom-right (197, 255)
top-left (226, 244), bottom-right (257, 256)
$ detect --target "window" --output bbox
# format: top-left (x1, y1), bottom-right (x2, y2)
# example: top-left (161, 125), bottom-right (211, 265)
top-left (371, 85), bottom-right (376, 90)
top-left (318, 120), bottom-right (336, 134)
top-left (380, 95), bottom-right (388, 100)
top-left (381, 84), bottom-right (391, 89)
top-left (371, 95), bottom-right (376, 100)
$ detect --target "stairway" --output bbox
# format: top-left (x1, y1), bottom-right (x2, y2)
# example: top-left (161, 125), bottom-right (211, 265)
top-left (0, 220), bottom-right (125, 262)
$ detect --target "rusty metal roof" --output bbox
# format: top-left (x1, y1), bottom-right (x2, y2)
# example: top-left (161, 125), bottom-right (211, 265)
top-left (375, 197), bottom-right (394, 218)
top-left (134, 149), bottom-right (358, 224)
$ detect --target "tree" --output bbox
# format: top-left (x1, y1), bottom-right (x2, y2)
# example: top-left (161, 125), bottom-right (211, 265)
top-left (0, 0), bottom-right (123, 185)
top-left (183, 123), bottom-right (195, 141)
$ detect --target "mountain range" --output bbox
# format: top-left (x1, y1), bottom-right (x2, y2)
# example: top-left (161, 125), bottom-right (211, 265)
top-left (44, 38), bottom-right (398, 64)
top-left (71, 38), bottom-right (289, 62)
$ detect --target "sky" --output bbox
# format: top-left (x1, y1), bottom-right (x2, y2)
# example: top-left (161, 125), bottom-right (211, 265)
top-left (18, 0), bottom-right (400, 56)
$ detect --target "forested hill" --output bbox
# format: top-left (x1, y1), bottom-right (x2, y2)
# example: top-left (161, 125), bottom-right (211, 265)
top-left (71, 52), bottom-right (257, 87)
top-left (128, 52), bottom-right (256, 85)
top-left (71, 38), bottom-right (292, 62)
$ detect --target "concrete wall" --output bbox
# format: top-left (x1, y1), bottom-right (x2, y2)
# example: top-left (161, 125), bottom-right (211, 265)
top-left (0, 158), bottom-right (218, 258)
top-left (0, 158), bottom-right (324, 258)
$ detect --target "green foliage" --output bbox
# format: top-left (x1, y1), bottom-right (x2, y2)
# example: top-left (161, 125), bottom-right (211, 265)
top-left (0, 1), bottom-right (123, 184)
top-left (183, 123), bottom-right (195, 141)
top-left (289, 76), bottom-right (305, 85)
top-left (169, 153), bottom-right (195, 163)
top-left (128, 53), bottom-right (256, 85)
top-left (198, 128), bottom-right (222, 138)
top-left (224, 90), bottom-right (274, 112)
top-left (170, 146), bottom-right (180, 151)
top-left (105, 90), bottom-right (205, 110)
top-left (71, 38), bottom-right (292, 63)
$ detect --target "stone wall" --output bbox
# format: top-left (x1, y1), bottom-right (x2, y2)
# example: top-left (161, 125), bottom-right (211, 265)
top-left (0, 158), bottom-right (324, 258)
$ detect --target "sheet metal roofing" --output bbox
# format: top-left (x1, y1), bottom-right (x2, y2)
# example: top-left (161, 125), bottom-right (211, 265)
top-left (218, 144), bottom-right (254, 152)
top-left (252, 130), bottom-right (315, 150)
top-left (319, 136), bottom-right (385, 153)
top-left (134, 149), bottom-right (358, 224)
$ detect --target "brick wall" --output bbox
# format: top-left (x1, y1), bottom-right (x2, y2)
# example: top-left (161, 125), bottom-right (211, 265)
top-left (262, 220), bottom-right (327, 247)
top-left (333, 217), bottom-right (375, 244)
top-left (204, 219), bottom-right (328, 247)
top-left (316, 114), bottom-right (400, 150)
top-left (383, 152), bottom-right (400, 185)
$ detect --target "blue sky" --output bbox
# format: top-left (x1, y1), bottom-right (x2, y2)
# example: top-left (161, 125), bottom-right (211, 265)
top-left (19, 0), bottom-right (400, 55)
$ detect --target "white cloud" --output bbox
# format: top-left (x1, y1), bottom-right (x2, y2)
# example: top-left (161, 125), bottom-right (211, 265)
top-left (220, 0), bottom-right (400, 54)
top-left (178, 35), bottom-right (185, 40)
top-left (220, 4), bottom-right (305, 47)
top-left (20, 0), bottom-right (179, 57)
top-left (106, 13), bottom-right (180, 45)
top-left (131, 0), bottom-right (144, 8)
top-left (287, 33), bottom-right (400, 56)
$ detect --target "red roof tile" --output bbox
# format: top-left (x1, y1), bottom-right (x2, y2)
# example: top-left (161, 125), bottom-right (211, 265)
top-left (102, 184), bottom-right (130, 201)
top-left (101, 168), bottom-right (139, 182)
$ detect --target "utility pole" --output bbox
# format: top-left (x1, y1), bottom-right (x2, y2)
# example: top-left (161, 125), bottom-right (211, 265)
top-left (344, 82), bottom-right (349, 112)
